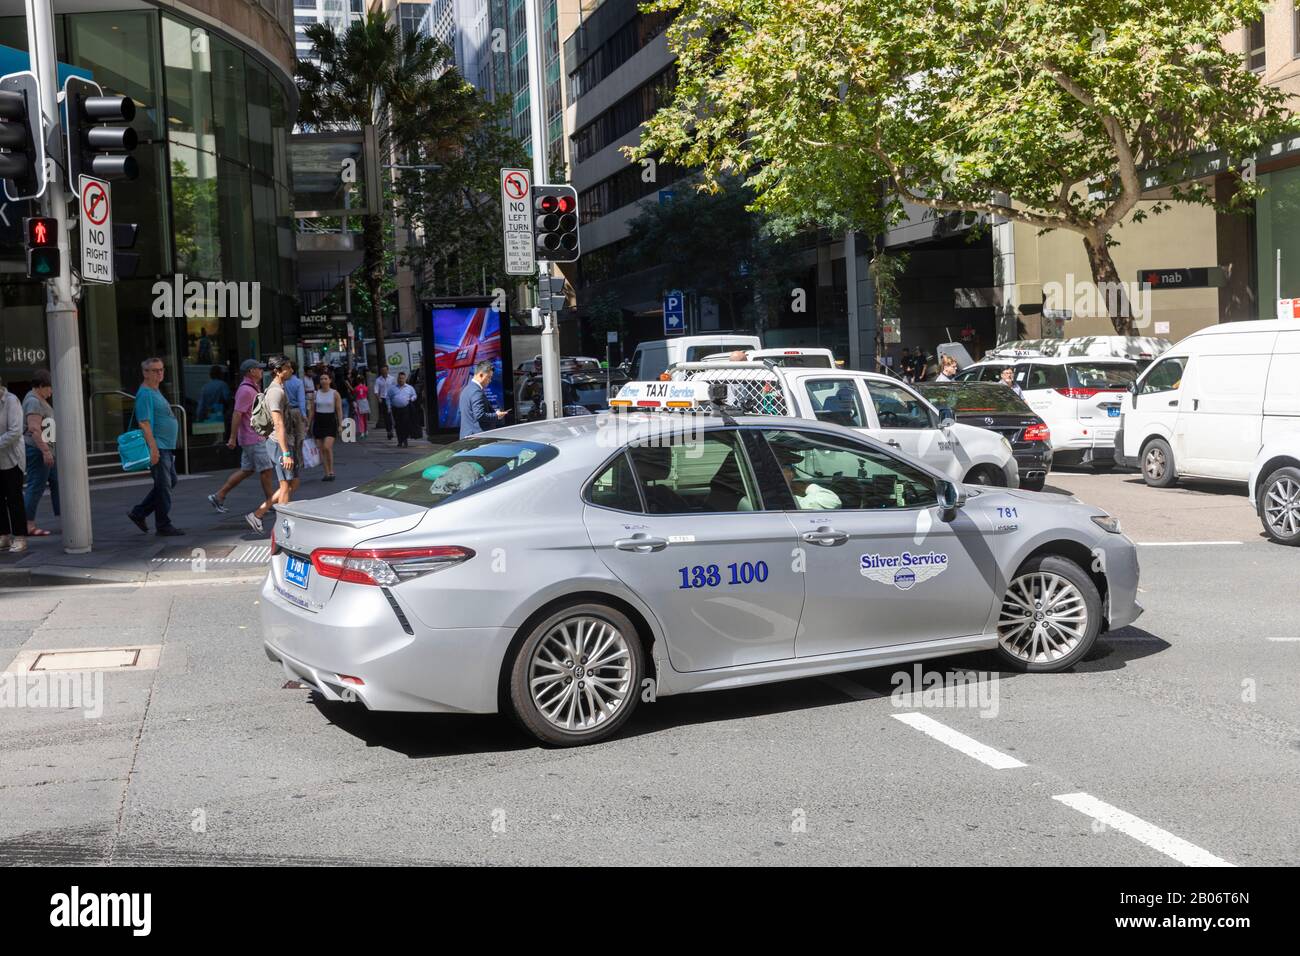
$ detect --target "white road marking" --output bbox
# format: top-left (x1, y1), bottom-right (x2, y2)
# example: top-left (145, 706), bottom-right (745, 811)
top-left (1053, 792), bottom-right (1233, 867)
top-left (891, 712), bottom-right (1025, 769)
top-left (1134, 540), bottom-right (1243, 547)
top-left (1266, 637), bottom-right (1300, 643)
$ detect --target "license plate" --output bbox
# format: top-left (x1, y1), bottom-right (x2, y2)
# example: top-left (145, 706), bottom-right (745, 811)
top-left (285, 554), bottom-right (310, 589)
top-left (1107, 406), bottom-right (1120, 417)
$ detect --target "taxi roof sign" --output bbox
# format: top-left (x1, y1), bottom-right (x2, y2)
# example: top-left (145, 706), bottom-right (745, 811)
top-left (610, 379), bottom-right (716, 410)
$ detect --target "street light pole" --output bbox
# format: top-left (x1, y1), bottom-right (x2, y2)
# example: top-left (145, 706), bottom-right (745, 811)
top-left (523, 0), bottom-right (561, 419)
top-left (28, 0), bottom-right (91, 553)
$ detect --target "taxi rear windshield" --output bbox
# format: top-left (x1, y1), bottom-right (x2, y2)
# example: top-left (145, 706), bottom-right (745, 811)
top-left (354, 437), bottom-right (556, 508)
top-left (1068, 363), bottom-right (1135, 389)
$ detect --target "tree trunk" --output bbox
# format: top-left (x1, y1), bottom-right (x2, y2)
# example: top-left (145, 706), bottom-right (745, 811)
top-left (363, 212), bottom-right (387, 372)
top-left (1082, 233), bottom-right (1136, 336)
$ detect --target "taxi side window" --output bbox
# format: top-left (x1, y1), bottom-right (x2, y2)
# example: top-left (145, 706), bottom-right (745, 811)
top-left (804, 378), bottom-right (867, 428)
top-left (1140, 356), bottom-right (1188, 394)
top-left (586, 452), bottom-right (644, 512)
top-left (763, 429), bottom-right (936, 511)
top-left (1024, 364), bottom-right (1066, 390)
top-left (864, 381), bottom-right (935, 428)
top-left (627, 431), bottom-right (760, 514)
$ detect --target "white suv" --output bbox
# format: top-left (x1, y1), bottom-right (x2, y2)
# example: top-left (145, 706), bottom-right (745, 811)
top-left (959, 356), bottom-right (1138, 469)
top-left (675, 362), bottom-right (1020, 487)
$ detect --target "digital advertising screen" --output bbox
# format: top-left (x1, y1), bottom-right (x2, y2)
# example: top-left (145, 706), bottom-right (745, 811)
top-left (423, 297), bottom-right (513, 434)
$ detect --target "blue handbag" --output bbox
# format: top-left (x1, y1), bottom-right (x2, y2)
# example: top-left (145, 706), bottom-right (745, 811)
top-left (117, 411), bottom-right (151, 472)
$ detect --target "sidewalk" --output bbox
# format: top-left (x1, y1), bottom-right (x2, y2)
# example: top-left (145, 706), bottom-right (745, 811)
top-left (0, 432), bottom-right (441, 587)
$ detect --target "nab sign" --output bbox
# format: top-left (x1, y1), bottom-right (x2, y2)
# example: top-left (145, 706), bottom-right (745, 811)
top-left (79, 174), bottom-right (113, 284)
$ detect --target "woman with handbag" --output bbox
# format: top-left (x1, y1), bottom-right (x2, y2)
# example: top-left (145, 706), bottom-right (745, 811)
top-left (0, 376), bottom-right (29, 553)
top-left (308, 369), bottom-right (343, 482)
top-left (352, 372), bottom-right (370, 439)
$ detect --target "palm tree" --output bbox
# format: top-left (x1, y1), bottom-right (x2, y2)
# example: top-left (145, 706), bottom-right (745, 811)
top-left (295, 11), bottom-right (478, 370)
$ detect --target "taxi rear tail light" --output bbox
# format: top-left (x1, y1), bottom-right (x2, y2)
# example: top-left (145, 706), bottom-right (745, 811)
top-left (310, 546), bottom-right (475, 586)
top-left (1022, 423), bottom-right (1050, 442)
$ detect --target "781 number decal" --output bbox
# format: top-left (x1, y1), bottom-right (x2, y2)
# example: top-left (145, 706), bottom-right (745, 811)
top-left (678, 561), bottom-right (769, 589)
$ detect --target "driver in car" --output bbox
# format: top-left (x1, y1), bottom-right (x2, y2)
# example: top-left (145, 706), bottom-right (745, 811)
top-left (773, 444), bottom-right (841, 510)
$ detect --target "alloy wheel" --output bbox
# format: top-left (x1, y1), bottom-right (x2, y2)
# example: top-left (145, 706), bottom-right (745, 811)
top-left (1143, 446), bottom-right (1167, 482)
top-left (997, 572), bottom-right (1089, 664)
top-left (1265, 475), bottom-right (1300, 539)
top-left (528, 615), bottom-right (633, 732)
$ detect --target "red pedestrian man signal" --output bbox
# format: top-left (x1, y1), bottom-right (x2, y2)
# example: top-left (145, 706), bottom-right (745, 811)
top-left (27, 215), bottom-right (54, 245)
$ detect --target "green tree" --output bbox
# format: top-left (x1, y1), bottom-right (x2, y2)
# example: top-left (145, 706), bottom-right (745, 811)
top-left (296, 12), bottom-right (479, 365)
top-left (634, 0), bottom-right (1296, 334)
top-left (398, 93), bottom-right (530, 303)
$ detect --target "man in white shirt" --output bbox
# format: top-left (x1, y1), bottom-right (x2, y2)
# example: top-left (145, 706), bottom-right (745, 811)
top-left (387, 371), bottom-right (418, 448)
top-left (373, 365), bottom-right (395, 440)
top-left (773, 444), bottom-right (841, 510)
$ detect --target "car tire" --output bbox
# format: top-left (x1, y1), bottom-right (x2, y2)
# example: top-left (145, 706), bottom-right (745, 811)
top-left (993, 554), bottom-right (1102, 673)
top-left (1140, 438), bottom-right (1177, 488)
top-left (1258, 466), bottom-right (1300, 546)
top-left (508, 602), bottom-right (644, 747)
top-left (964, 465), bottom-right (1004, 487)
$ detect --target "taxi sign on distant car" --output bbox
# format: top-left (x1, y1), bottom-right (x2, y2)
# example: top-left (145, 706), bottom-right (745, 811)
top-left (610, 379), bottom-right (714, 409)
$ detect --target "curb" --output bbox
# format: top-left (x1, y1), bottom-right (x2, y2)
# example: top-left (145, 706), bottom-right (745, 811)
top-left (0, 563), bottom-right (267, 588)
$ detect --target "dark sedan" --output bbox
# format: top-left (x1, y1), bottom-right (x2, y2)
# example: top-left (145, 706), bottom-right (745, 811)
top-left (917, 381), bottom-right (1054, 491)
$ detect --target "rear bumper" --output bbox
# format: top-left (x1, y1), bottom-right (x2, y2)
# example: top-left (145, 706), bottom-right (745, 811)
top-left (259, 574), bottom-right (516, 714)
top-left (1052, 421), bottom-right (1120, 460)
top-left (1113, 427), bottom-right (1135, 468)
top-left (1012, 445), bottom-right (1053, 485)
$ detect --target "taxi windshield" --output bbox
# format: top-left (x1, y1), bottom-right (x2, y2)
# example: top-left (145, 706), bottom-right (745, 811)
top-left (916, 382), bottom-right (1031, 414)
top-left (355, 437), bottom-right (557, 508)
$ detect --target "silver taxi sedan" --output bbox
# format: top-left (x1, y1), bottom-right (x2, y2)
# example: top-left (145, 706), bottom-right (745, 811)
top-left (260, 410), bottom-right (1141, 746)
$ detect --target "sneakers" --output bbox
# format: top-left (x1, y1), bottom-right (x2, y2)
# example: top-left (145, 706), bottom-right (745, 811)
top-left (208, 493), bottom-right (229, 514)
top-left (9, 538), bottom-right (27, 554)
top-left (245, 512), bottom-right (264, 533)
top-left (127, 512), bottom-right (149, 533)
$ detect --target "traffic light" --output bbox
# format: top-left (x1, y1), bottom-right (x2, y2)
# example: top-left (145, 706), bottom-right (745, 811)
top-left (65, 76), bottom-right (138, 184)
top-left (533, 185), bottom-right (579, 262)
top-left (24, 215), bottom-right (59, 279)
top-left (0, 71), bottom-right (46, 202)
top-left (538, 275), bottom-right (565, 312)
top-left (113, 222), bottom-right (140, 279)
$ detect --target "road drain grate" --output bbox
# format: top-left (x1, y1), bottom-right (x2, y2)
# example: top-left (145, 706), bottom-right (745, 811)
top-left (6, 645), bottom-right (163, 674)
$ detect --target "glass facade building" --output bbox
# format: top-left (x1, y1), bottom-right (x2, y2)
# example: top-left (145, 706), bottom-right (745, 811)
top-left (0, 7), bottom-right (297, 473)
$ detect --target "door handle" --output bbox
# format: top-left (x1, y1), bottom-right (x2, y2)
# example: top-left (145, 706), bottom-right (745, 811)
top-left (1193, 399), bottom-right (1199, 411)
top-left (885, 440), bottom-right (901, 448)
top-left (613, 535), bottom-right (668, 553)
top-left (1167, 399), bottom-right (1178, 407)
top-left (801, 527), bottom-right (849, 547)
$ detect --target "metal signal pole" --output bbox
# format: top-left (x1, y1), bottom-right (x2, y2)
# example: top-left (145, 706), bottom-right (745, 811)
top-left (524, 0), bottom-right (561, 419)
top-left (28, 0), bottom-right (92, 553)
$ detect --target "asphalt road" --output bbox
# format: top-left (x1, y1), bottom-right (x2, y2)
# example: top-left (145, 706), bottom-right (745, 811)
top-left (0, 469), bottom-right (1296, 866)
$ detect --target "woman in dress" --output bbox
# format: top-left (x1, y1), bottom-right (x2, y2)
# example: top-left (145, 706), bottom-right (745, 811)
top-left (308, 370), bottom-right (342, 481)
top-left (351, 372), bottom-right (370, 439)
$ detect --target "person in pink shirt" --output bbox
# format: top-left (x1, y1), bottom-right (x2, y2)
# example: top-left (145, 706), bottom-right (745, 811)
top-left (351, 372), bottom-right (369, 439)
top-left (207, 359), bottom-right (276, 514)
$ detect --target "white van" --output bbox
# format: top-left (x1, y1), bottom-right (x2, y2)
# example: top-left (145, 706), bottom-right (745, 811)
top-left (699, 346), bottom-right (835, 368)
top-left (1118, 320), bottom-right (1300, 487)
top-left (628, 334), bottom-right (761, 380)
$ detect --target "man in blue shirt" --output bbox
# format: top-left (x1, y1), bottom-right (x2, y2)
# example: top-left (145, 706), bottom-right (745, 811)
top-left (283, 367), bottom-right (308, 457)
top-left (127, 357), bottom-right (184, 536)
top-left (459, 360), bottom-right (507, 438)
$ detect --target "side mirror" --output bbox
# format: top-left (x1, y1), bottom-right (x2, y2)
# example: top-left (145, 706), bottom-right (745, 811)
top-left (938, 406), bottom-right (956, 429)
top-left (937, 479), bottom-right (966, 516)
top-left (1127, 380), bottom-right (1138, 394)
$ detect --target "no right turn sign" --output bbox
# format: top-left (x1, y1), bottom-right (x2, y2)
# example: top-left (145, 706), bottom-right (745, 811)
top-left (79, 174), bottom-right (113, 284)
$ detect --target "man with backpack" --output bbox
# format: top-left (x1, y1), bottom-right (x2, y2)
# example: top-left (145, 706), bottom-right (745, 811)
top-left (207, 359), bottom-right (274, 514)
top-left (246, 355), bottom-right (300, 534)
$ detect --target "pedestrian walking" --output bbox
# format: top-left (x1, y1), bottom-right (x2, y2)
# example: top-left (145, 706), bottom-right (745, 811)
top-left (373, 365), bottom-right (394, 440)
top-left (207, 359), bottom-right (275, 514)
top-left (309, 369), bottom-right (343, 480)
top-left (458, 360), bottom-right (507, 439)
top-left (22, 369), bottom-right (58, 537)
top-left (336, 370), bottom-right (353, 423)
top-left (0, 376), bottom-right (27, 553)
top-left (388, 371), bottom-right (417, 448)
top-left (247, 355), bottom-right (300, 533)
top-left (283, 365), bottom-right (309, 471)
top-left (352, 373), bottom-right (369, 439)
top-left (127, 357), bottom-right (184, 537)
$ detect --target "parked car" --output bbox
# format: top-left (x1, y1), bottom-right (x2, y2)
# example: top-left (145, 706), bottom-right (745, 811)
top-left (699, 346), bottom-right (836, 368)
top-left (984, 336), bottom-right (1172, 372)
top-left (628, 334), bottom-right (761, 380)
top-left (959, 356), bottom-right (1137, 469)
top-left (1119, 319), bottom-right (1300, 487)
top-left (916, 381), bottom-right (1053, 491)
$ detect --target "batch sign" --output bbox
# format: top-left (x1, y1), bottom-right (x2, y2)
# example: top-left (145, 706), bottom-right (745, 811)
top-left (500, 168), bottom-right (534, 276)
top-left (79, 175), bottom-right (113, 284)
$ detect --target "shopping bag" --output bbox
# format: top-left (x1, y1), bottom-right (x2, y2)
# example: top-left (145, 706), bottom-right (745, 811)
top-left (300, 437), bottom-right (321, 470)
top-left (117, 413), bottom-right (151, 472)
